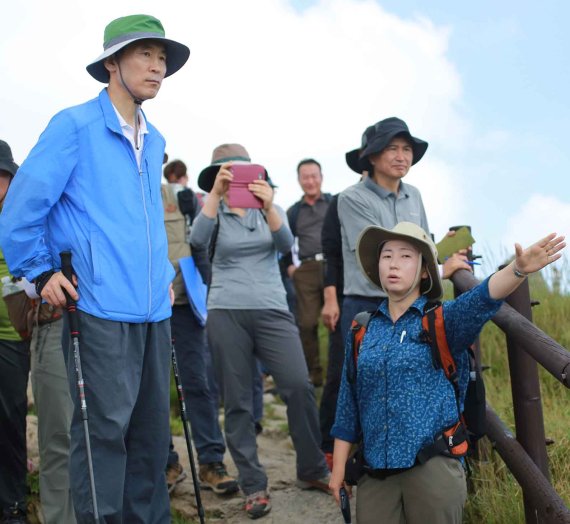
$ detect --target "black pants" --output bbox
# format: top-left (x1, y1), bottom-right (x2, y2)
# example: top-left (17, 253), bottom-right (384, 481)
top-left (318, 300), bottom-right (345, 453)
top-left (0, 338), bottom-right (30, 512)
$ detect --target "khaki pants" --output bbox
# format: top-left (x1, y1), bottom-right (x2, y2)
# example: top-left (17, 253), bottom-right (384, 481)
top-left (292, 260), bottom-right (324, 385)
top-left (356, 456), bottom-right (467, 524)
top-left (31, 319), bottom-right (76, 524)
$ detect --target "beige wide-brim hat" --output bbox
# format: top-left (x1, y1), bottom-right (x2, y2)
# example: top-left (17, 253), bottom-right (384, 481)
top-left (356, 221), bottom-right (443, 300)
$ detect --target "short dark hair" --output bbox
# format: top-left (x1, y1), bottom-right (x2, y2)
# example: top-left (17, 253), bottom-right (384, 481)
top-left (163, 159), bottom-right (187, 181)
top-left (296, 158), bottom-right (322, 175)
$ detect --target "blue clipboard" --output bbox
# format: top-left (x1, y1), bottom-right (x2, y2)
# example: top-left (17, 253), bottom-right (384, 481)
top-left (179, 256), bottom-right (208, 327)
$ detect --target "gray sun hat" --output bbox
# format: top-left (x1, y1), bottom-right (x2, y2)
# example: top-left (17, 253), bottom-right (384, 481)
top-left (86, 14), bottom-right (190, 83)
top-left (198, 144), bottom-right (274, 192)
top-left (356, 222), bottom-right (443, 300)
top-left (345, 117), bottom-right (428, 174)
top-left (0, 140), bottom-right (19, 177)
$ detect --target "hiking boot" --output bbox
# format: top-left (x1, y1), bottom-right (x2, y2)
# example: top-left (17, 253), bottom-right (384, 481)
top-left (165, 462), bottom-right (187, 494)
top-left (244, 490), bottom-right (271, 519)
top-left (2, 502), bottom-right (27, 524)
top-left (199, 462), bottom-right (239, 495)
top-left (295, 475), bottom-right (331, 494)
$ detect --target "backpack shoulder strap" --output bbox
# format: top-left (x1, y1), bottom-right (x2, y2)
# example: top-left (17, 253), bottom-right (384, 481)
top-left (177, 187), bottom-right (196, 222)
top-left (421, 300), bottom-right (462, 416)
top-left (421, 301), bottom-right (456, 377)
top-left (208, 213), bottom-right (220, 264)
top-left (347, 310), bottom-right (375, 384)
top-left (287, 199), bottom-right (302, 237)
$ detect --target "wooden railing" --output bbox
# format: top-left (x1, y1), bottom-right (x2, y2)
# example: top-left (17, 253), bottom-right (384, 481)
top-left (451, 269), bottom-right (570, 524)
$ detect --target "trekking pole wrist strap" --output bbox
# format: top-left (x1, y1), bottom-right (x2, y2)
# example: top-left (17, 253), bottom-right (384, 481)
top-left (34, 270), bottom-right (55, 296)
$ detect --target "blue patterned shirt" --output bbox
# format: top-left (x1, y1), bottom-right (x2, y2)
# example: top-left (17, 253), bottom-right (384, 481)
top-left (331, 277), bottom-right (502, 469)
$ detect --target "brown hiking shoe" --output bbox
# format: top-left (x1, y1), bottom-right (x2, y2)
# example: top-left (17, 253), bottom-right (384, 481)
top-left (199, 462), bottom-right (239, 495)
top-left (165, 462), bottom-right (187, 494)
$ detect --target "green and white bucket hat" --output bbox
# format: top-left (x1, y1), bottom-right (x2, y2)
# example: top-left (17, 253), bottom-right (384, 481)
top-left (87, 14), bottom-right (190, 83)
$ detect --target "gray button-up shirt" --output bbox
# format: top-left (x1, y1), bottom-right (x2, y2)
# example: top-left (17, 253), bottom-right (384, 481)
top-left (338, 178), bottom-right (429, 297)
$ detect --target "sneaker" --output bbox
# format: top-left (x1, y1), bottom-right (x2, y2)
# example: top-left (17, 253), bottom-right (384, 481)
top-left (244, 490), bottom-right (271, 519)
top-left (295, 475), bottom-right (331, 494)
top-left (255, 422), bottom-right (263, 436)
top-left (199, 462), bottom-right (239, 495)
top-left (324, 452), bottom-right (334, 472)
top-left (165, 462), bottom-right (187, 494)
top-left (2, 502), bottom-right (27, 523)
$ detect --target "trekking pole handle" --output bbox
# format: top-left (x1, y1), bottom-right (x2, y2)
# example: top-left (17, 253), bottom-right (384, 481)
top-left (60, 251), bottom-right (74, 289)
top-left (60, 251), bottom-right (79, 333)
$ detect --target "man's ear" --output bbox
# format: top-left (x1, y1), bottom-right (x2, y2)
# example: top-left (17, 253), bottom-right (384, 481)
top-left (104, 55), bottom-right (118, 75)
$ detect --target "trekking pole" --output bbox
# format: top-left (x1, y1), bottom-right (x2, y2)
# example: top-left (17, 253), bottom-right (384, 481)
top-left (339, 487), bottom-right (351, 523)
top-left (171, 338), bottom-right (206, 524)
top-left (60, 251), bottom-right (100, 523)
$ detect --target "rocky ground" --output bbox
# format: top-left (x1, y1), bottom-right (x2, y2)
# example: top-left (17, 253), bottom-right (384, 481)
top-left (26, 390), bottom-right (357, 523)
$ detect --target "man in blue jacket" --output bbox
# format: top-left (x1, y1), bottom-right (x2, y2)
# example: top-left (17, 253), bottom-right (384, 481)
top-left (0, 15), bottom-right (190, 523)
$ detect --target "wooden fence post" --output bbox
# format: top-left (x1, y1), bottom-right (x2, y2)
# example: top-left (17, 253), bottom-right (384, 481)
top-left (504, 272), bottom-right (551, 524)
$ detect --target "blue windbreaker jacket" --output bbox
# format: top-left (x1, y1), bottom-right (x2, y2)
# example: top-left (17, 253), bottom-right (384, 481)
top-left (0, 89), bottom-right (174, 322)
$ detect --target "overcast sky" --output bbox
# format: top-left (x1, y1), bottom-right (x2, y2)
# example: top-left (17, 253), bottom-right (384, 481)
top-left (1, 0), bottom-right (568, 276)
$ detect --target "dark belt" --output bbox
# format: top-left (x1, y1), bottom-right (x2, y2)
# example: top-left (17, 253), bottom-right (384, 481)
top-left (363, 465), bottom-right (412, 480)
top-left (300, 253), bottom-right (324, 263)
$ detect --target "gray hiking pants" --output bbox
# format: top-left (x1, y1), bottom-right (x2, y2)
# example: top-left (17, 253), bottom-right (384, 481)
top-left (207, 309), bottom-right (328, 495)
top-left (62, 311), bottom-right (171, 524)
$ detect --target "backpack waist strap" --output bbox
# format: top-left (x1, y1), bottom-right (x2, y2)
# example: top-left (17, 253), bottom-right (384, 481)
top-left (416, 421), bottom-right (469, 465)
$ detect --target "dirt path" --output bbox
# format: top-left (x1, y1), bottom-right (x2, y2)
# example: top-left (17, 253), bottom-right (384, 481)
top-left (171, 392), bottom-right (356, 523)
top-left (27, 392), bottom-right (355, 523)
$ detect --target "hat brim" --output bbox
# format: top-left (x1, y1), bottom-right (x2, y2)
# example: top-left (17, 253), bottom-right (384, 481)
top-left (0, 160), bottom-right (19, 177)
top-left (356, 225), bottom-right (443, 300)
top-left (353, 132), bottom-right (428, 173)
top-left (345, 149), bottom-right (362, 174)
top-left (197, 165), bottom-right (221, 193)
top-left (86, 37), bottom-right (190, 83)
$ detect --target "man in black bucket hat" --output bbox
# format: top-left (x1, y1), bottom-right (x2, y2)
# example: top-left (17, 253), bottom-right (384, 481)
top-left (337, 117), bottom-right (459, 347)
top-left (0, 14), bottom-right (189, 523)
top-left (344, 117), bottom-right (428, 175)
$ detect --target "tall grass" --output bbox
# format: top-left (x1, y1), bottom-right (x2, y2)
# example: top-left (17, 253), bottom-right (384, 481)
top-left (461, 274), bottom-right (570, 523)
